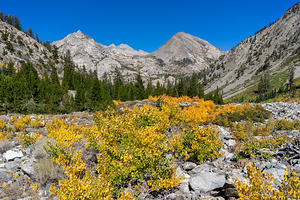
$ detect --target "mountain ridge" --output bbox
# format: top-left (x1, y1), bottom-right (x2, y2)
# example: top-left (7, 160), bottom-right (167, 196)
top-left (0, 2), bottom-right (299, 99)
top-left (52, 29), bottom-right (222, 83)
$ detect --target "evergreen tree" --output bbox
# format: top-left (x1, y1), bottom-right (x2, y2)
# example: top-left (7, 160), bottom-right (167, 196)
top-left (288, 65), bottom-right (295, 93)
top-left (145, 79), bottom-right (153, 97)
top-left (112, 68), bottom-right (123, 100)
top-left (4, 14), bottom-right (12, 25)
top-left (166, 80), bottom-right (172, 96)
top-left (35, 33), bottom-right (39, 43)
top-left (62, 50), bottom-right (75, 90)
top-left (188, 73), bottom-right (198, 97)
top-left (28, 28), bottom-right (34, 38)
top-left (135, 72), bottom-right (145, 100)
top-left (49, 65), bottom-right (60, 86)
top-left (154, 81), bottom-right (162, 96)
top-left (74, 85), bottom-right (85, 111)
top-left (197, 83), bottom-right (204, 98)
top-left (213, 87), bottom-right (224, 104)
top-left (0, 12), bottom-right (3, 21)
top-left (88, 77), bottom-right (102, 110)
top-left (258, 72), bottom-right (271, 94)
top-left (12, 16), bottom-right (21, 30)
top-left (177, 78), bottom-right (185, 97)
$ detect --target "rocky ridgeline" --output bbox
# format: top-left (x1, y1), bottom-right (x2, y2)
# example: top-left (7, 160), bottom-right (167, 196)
top-left (0, 102), bottom-right (299, 200)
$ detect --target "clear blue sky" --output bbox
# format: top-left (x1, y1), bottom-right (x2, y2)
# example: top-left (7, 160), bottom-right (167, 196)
top-left (1, 0), bottom-right (299, 52)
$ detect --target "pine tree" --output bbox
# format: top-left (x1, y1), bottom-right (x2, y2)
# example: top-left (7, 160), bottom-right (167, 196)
top-left (258, 72), bottom-right (271, 94)
top-left (62, 50), bottom-right (75, 90)
top-left (0, 12), bottom-right (3, 21)
top-left (49, 65), bottom-right (60, 86)
top-left (12, 16), bottom-right (21, 30)
top-left (35, 33), bottom-right (39, 43)
top-left (88, 77), bottom-right (102, 110)
top-left (197, 83), bottom-right (204, 98)
top-left (166, 80), bottom-right (172, 96)
top-left (177, 78), bottom-right (185, 97)
top-left (4, 14), bottom-right (12, 25)
top-left (112, 68), bottom-right (123, 100)
top-left (135, 72), bottom-right (145, 100)
top-left (74, 85), bottom-right (85, 111)
top-left (188, 73), bottom-right (198, 97)
top-left (213, 87), bottom-right (224, 104)
top-left (154, 82), bottom-right (162, 96)
top-left (288, 65), bottom-right (295, 92)
top-left (28, 28), bottom-right (34, 38)
top-left (145, 79), bottom-right (153, 97)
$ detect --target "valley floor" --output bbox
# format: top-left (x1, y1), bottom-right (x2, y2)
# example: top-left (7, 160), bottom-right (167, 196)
top-left (0, 96), bottom-right (299, 200)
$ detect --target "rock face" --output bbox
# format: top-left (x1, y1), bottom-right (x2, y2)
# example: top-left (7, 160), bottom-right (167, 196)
top-left (53, 31), bottom-right (224, 84)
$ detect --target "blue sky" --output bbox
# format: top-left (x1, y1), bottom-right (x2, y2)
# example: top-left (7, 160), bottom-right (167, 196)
top-left (1, 0), bottom-right (299, 52)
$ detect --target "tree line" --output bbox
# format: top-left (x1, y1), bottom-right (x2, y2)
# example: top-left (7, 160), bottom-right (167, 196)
top-left (0, 11), bottom-right (40, 43)
top-left (0, 51), bottom-right (223, 114)
top-left (255, 65), bottom-right (296, 103)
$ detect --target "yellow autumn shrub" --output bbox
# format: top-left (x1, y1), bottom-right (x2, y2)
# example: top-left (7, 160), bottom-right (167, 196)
top-left (275, 119), bottom-right (300, 130)
top-left (43, 96), bottom-right (274, 199)
top-left (50, 150), bottom-right (113, 200)
top-left (235, 163), bottom-right (300, 200)
top-left (173, 125), bottom-right (223, 163)
top-left (0, 119), bottom-right (6, 130)
top-left (11, 115), bottom-right (32, 131)
top-left (231, 120), bottom-right (288, 159)
top-left (0, 119), bottom-right (6, 141)
top-left (29, 116), bottom-right (45, 128)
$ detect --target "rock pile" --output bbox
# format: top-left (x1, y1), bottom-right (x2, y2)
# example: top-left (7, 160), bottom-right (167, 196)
top-left (262, 102), bottom-right (300, 120)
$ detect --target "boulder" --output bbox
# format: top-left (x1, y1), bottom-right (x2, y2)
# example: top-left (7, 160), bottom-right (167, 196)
top-left (21, 159), bottom-right (35, 179)
top-left (182, 162), bottom-right (197, 171)
top-left (189, 172), bottom-right (225, 193)
top-left (176, 167), bottom-right (190, 194)
top-left (3, 150), bottom-right (24, 161)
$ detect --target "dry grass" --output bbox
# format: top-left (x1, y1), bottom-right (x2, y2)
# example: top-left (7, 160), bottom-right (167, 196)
top-left (34, 158), bottom-right (65, 186)
top-left (0, 139), bottom-right (13, 154)
top-left (32, 138), bottom-right (49, 159)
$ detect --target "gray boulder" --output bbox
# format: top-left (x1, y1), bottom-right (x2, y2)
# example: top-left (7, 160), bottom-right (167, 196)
top-left (189, 172), bottom-right (225, 193)
top-left (3, 150), bottom-right (24, 161)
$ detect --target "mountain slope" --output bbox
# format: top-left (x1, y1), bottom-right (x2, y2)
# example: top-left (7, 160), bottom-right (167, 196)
top-left (205, 2), bottom-right (300, 99)
top-left (0, 20), bottom-right (64, 76)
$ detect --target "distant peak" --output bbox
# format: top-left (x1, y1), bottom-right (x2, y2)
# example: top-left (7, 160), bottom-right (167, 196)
top-left (118, 44), bottom-right (134, 50)
top-left (69, 30), bottom-right (91, 39)
top-left (109, 44), bottom-right (116, 48)
top-left (175, 32), bottom-right (188, 36)
top-left (74, 30), bottom-right (85, 35)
